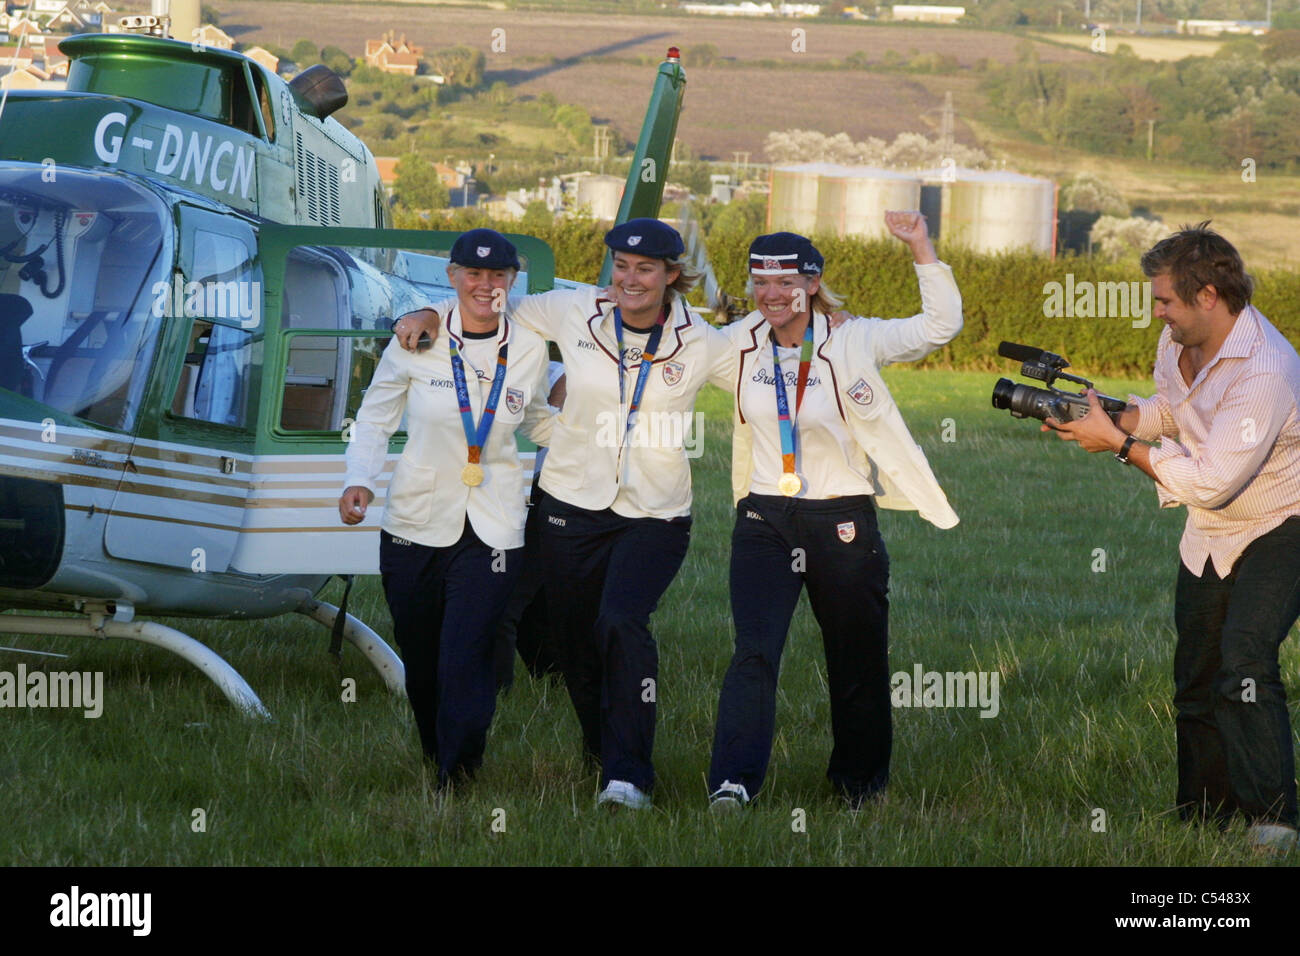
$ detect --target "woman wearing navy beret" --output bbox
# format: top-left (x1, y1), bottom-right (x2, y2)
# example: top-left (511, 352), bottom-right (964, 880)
top-left (707, 213), bottom-right (963, 810)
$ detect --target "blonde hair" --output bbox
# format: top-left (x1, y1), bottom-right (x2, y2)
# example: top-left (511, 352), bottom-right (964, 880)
top-left (811, 282), bottom-right (845, 313)
top-left (665, 256), bottom-right (702, 298)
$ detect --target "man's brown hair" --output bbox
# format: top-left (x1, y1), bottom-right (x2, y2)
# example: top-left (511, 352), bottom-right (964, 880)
top-left (1140, 220), bottom-right (1253, 314)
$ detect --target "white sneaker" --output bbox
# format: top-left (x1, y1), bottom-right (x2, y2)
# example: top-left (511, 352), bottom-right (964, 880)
top-left (597, 779), bottom-right (652, 810)
top-left (1247, 823), bottom-right (1297, 855)
top-left (708, 781), bottom-right (750, 811)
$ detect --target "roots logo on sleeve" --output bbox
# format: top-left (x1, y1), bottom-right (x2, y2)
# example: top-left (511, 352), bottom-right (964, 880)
top-left (836, 521), bottom-right (856, 543)
top-left (662, 360), bottom-right (684, 386)
top-left (848, 378), bottom-right (873, 405)
top-left (506, 387), bottom-right (524, 414)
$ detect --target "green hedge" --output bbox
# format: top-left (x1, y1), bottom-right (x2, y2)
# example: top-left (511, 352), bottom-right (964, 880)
top-left (712, 232), bottom-right (1300, 377)
top-left (404, 210), bottom-right (1300, 377)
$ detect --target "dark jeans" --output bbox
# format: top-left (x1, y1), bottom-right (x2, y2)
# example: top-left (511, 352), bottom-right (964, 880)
top-left (380, 524), bottom-right (522, 785)
top-left (709, 494), bottom-right (891, 803)
top-left (1173, 516), bottom-right (1300, 828)
top-left (539, 495), bottom-right (691, 793)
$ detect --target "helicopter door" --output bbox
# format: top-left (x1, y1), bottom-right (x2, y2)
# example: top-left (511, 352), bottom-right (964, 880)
top-left (102, 208), bottom-right (258, 573)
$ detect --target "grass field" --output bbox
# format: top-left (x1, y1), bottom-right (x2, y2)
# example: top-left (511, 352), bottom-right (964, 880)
top-left (2, 370), bottom-right (1295, 866)
top-left (1032, 31), bottom-right (1226, 61)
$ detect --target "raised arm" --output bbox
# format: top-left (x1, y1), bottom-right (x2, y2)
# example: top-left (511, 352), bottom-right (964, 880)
top-left (863, 211), bottom-right (963, 366)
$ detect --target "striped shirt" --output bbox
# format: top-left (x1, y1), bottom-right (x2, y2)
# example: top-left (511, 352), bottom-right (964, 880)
top-left (1130, 305), bottom-right (1300, 577)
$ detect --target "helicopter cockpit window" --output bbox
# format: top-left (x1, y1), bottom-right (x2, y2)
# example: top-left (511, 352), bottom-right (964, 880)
top-left (169, 222), bottom-right (259, 428)
top-left (0, 167), bottom-right (170, 432)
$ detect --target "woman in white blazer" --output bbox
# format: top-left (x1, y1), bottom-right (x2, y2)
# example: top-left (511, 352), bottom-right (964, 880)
top-left (707, 214), bottom-right (963, 811)
top-left (339, 229), bottom-right (554, 789)
top-left (393, 219), bottom-right (736, 809)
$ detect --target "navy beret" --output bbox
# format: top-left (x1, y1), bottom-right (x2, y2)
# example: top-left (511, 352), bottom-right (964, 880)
top-left (450, 228), bottom-right (520, 270)
top-left (749, 233), bottom-right (823, 276)
top-left (604, 218), bottom-right (684, 259)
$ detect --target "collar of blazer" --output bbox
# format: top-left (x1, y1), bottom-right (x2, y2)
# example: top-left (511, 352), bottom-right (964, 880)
top-left (586, 294), bottom-right (693, 367)
top-left (445, 304), bottom-right (513, 350)
top-left (734, 309), bottom-right (846, 424)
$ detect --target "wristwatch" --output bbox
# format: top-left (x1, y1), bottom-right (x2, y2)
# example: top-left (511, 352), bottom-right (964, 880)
top-left (1115, 434), bottom-right (1137, 465)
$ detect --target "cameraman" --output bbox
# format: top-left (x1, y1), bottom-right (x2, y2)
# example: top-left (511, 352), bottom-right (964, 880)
top-left (1045, 222), bottom-right (1300, 853)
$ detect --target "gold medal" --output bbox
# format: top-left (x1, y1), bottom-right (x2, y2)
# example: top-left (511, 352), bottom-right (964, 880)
top-left (777, 472), bottom-right (802, 497)
top-left (461, 463), bottom-right (484, 487)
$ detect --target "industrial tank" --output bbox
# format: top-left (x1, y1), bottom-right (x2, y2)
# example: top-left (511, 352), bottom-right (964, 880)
top-left (768, 163), bottom-right (825, 233)
top-left (571, 173), bottom-right (624, 221)
top-left (923, 168), bottom-right (1056, 254)
top-left (816, 167), bottom-right (921, 238)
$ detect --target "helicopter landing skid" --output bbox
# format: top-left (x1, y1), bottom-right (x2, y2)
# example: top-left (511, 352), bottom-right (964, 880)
top-left (0, 612), bottom-right (271, 718)
top-left (296, 600), bottom-right (407, 698)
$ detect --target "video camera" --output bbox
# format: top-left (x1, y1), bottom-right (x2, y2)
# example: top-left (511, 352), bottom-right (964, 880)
top-left (991, 342), bottom-right (1126, 424)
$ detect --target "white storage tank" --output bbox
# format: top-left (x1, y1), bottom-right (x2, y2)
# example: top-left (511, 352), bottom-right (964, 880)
top-left (571, 173), bottom-right (624, 221)
top-left (816, 167), bottom-right (922, 239)
top-left (920, 167), bottom-right (1057, 255)
top-left (768, 163), bottom-right (827, 234)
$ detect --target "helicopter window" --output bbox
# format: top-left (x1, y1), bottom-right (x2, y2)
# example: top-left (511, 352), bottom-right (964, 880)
top-left (275, 244), bottom-right (454, 435)
top-left (280, 246), bottom-right (359, 431)
top-left (280, 331), bottom-right (387, 433)
top-left (168, 219), bottom-right (260, 428)
top-left (0, 168), bottom-right (170, 431)
top-left (251, 67), bottom-right (276, 142)
top-left (230, 67), bottom-right (266, 140)
top-left (172, 320), bottom-right (254, 426)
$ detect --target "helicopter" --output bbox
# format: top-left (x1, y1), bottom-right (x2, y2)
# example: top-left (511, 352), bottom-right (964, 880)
top-left (0, 27), bottom-right (687, 716)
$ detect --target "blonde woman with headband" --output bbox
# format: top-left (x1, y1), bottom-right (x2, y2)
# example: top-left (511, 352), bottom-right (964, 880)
top-left (708, 213), bottom-right (963, 811)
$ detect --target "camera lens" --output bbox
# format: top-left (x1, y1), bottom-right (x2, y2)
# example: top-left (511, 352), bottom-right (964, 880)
top-left (991, 378), bottom-right (1016, 410)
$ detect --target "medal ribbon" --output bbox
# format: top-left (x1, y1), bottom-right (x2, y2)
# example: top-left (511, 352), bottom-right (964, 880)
top-left (772, 322), bottom-right (815, 477)
top-left (614, 305), bottom-right (669, 445)
top-left (449, 323), bottom-right (509, 466)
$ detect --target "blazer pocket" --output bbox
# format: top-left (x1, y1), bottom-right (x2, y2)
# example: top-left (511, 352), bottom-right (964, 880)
top-left (385, 460), bottom-right (437, 526)
top-left (541, 418), bottom-right (588, 491)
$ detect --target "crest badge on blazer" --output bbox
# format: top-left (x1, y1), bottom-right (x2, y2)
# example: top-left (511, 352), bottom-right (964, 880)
top-left (662, 360), bottom-right (685, 386)
top-left (836, 521), bottom-right (856, 543)
top-left (505, 387), bottom-right (524, 414)
top-left (848, 378), bottom-right (873, 405)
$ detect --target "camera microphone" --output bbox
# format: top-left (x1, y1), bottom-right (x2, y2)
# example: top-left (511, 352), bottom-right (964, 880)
top-left (998, 341), bottom-right (1066, 368)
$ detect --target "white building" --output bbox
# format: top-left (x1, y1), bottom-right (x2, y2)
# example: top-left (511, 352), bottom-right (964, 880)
top-left (1177, 19), bottom-right (1269, 36)
top-left (891, 4), bottom-right (965, 23)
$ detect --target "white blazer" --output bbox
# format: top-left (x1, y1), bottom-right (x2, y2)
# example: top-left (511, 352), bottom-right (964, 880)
top-left (343, 309), bottom-right (554, 550)
top-left (726, 261), bottom-right (963, 528)
top-left (432, 287), bottom-right (736, 520)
